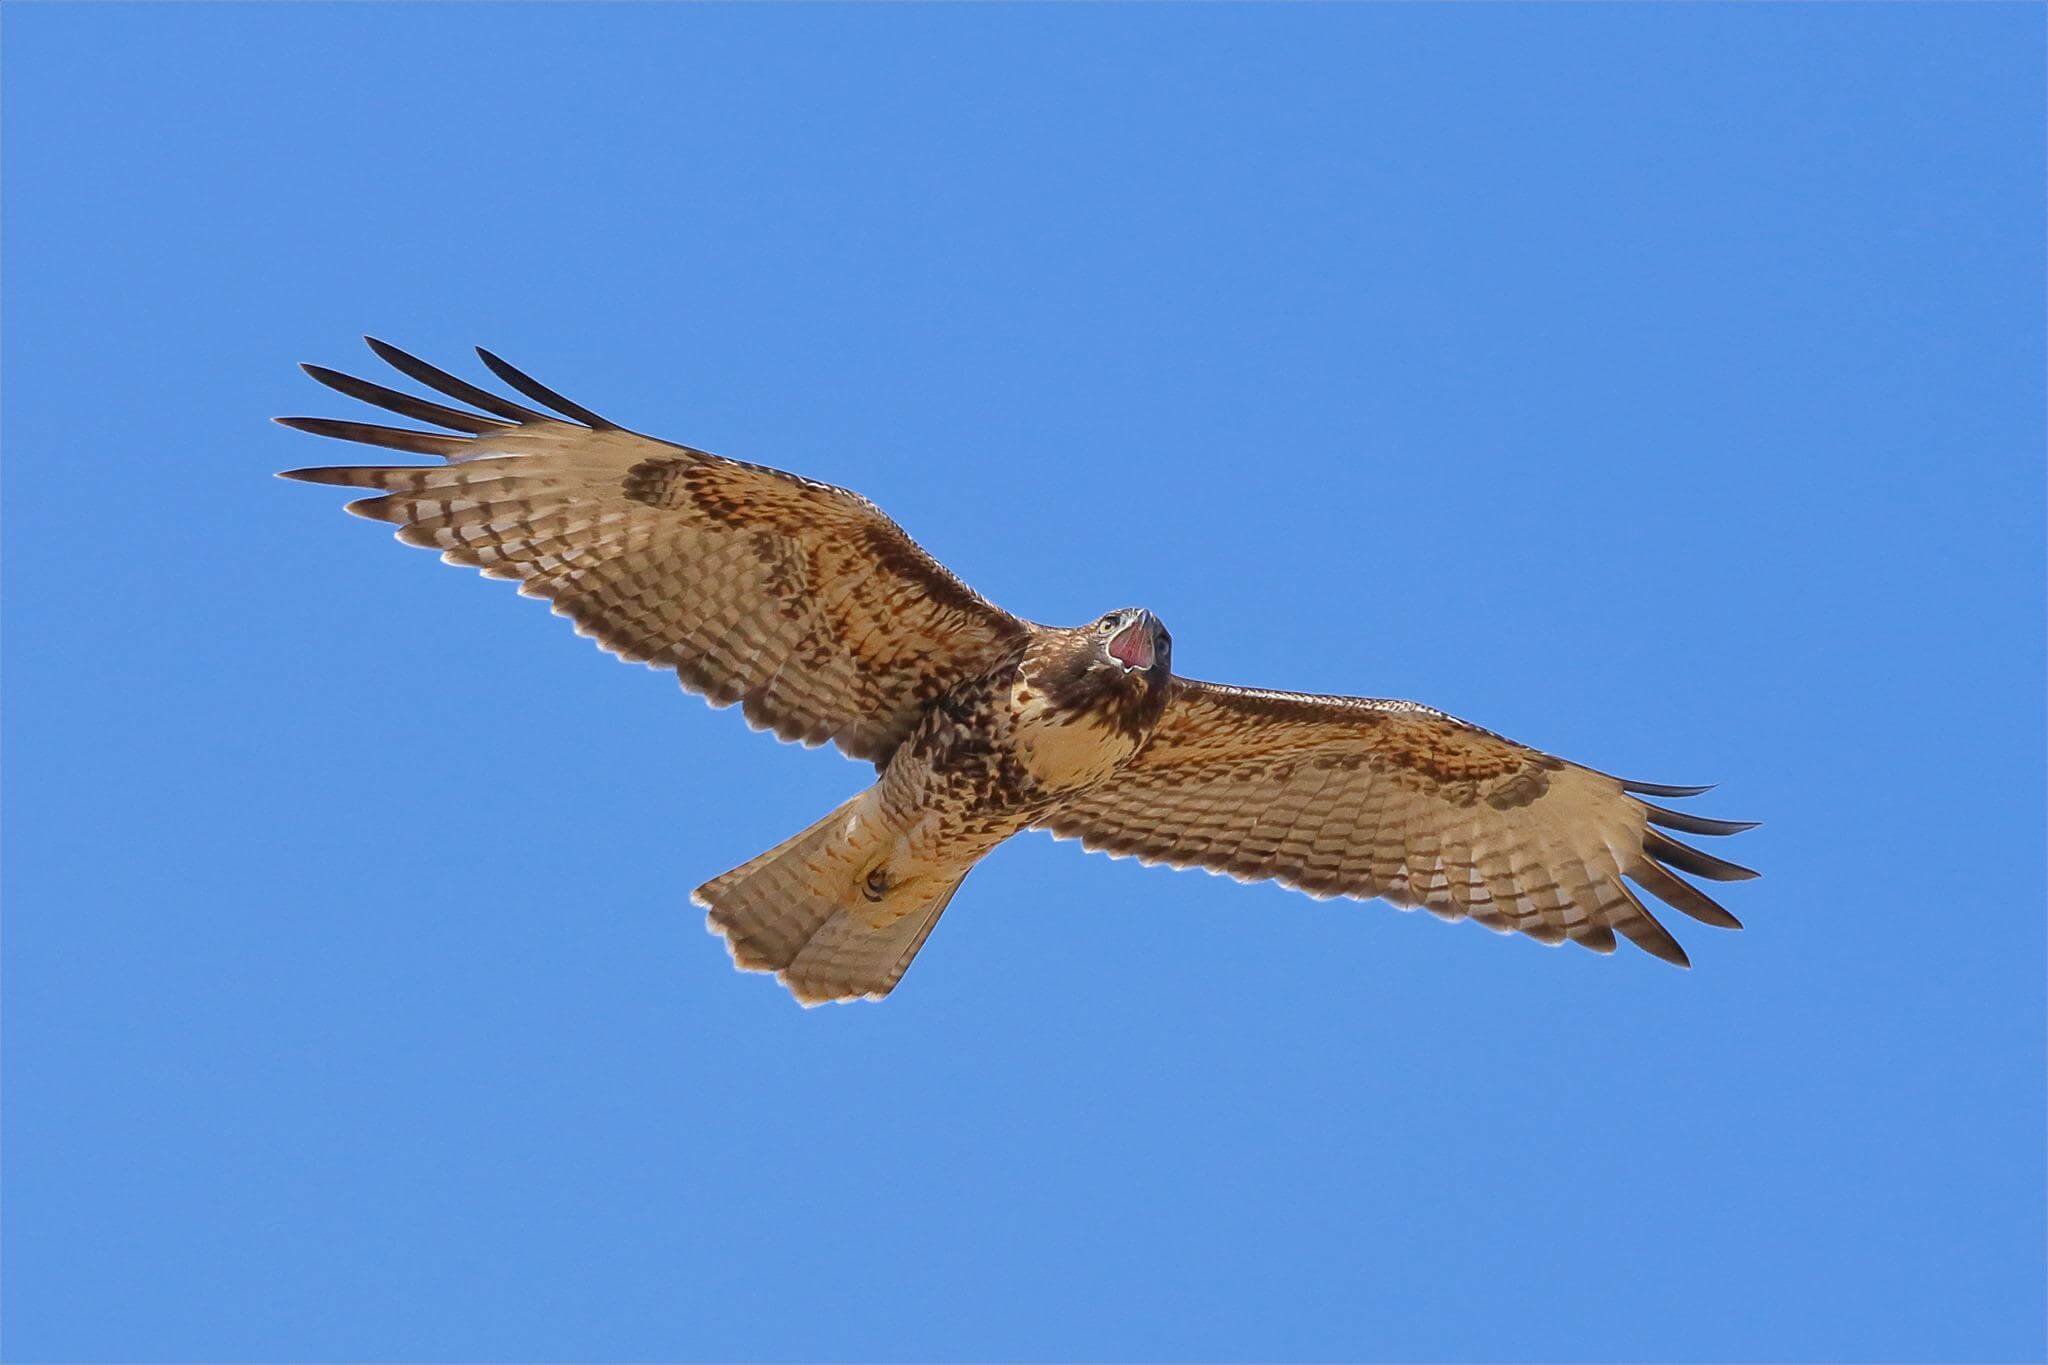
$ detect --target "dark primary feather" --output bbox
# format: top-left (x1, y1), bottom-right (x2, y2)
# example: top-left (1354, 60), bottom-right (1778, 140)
top-left (300, 364), bottom-right (510, 435)
top-left (475, 347), bottom-right (616, 429)
top-left (275, 464), bottom-right (401, 488)
top-left (363, 336), bottom-right (549, 424)
top-left (1642, 801), bottom-right (1761, 837)
top-left (272, 416), bottom-right (468, 460)
top-left (1642, 829), bottom-right (1759, 883)
top-left (1610, 876), bottom-right (1694, 965)
top-left (1629, 860), bottom-right (1743, 932)
top-left (1618, 777), bottom-right (1716, 797)
top-left (1626, 788), bottom-right (1756, 935)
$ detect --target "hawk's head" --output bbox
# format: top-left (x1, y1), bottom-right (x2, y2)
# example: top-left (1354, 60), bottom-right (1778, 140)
top-left (1022, 608), bottom-right (1174, 741)
top-left (1091, 607), bottom-right (1171, 678)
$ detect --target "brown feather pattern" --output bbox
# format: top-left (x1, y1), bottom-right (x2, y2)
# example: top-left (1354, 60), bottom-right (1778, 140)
top-left (280, 341), bottom-right (1758, 988)
top-left (279, 339), bottom-right (1027, 765)
top-left (1037, 679), bottom-right (1754, 965)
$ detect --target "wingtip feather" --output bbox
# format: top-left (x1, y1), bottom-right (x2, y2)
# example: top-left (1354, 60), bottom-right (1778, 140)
top-left (474, 346), bottom-right (616, 429)
top-left (1621, 778), bottom-right (1717, 798)
top-left (273, 415), bottom-right (468, 459)
top-left (1644, 829), bottom-right (1760, 883)
top-left (1629, 861), bottom-right (1743, 931)
top-left (278, 465), bottom-right (352, 485)
top-left (1643, 801), bottom-right (1761, 837)
top-left (1607, 876), bottom-right (1695, 965)
top-left (360, 336), bottom-right (546, 423)
top-left (298, 361), bottom-right (508, 434)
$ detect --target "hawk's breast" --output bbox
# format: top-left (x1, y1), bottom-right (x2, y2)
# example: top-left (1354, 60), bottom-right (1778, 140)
top-left (1009, 676), bottom-right (1143, 793)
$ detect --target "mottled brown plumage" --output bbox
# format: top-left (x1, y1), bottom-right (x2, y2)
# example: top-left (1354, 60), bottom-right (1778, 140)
top-left (280, 340), bottom-right (1758, 1003)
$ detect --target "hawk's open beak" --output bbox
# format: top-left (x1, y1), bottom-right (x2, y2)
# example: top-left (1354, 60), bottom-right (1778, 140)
top-left (1107, 615), bottom-right (1156, 670)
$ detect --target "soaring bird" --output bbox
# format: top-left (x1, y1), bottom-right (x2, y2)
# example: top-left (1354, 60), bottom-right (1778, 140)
top-left (280, 340), bottom-right (1759, 1005)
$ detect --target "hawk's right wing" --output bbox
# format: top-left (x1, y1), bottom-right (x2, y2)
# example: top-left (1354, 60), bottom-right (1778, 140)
top-left (280, 339), bottom-right (1031, 766)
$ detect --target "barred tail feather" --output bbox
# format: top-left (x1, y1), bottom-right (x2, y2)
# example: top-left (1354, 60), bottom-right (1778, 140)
top-left (779, 872), bottom-right (967, 1006)
top-left (694, 800), bottom-right (965, 1005)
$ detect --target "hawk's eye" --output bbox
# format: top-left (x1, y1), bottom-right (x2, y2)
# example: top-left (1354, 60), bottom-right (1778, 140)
top-left (1098, 617), bottom-right (1118, 633)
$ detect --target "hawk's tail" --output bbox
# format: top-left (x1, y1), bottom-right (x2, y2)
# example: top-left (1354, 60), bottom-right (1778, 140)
top-left (693, 799), bottom-right (967, 1006)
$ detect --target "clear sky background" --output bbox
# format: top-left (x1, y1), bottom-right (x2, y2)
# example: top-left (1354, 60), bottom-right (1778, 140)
top-left (5, 5), bottom-right (2042, 1363)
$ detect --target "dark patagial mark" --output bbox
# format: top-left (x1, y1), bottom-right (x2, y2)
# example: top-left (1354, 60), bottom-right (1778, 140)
top-left (622, 456), bottom-right (693, 510)
top-left (1485, 767), bottom-right (1552, 811)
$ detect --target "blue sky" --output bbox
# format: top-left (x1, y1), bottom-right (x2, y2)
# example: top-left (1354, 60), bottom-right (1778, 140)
top-left (4, 5), bottom-right (2042, 1362)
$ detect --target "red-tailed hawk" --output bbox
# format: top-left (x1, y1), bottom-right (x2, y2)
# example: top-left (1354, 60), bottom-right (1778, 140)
top-left (280, 340), bottom-right (1759, 1004)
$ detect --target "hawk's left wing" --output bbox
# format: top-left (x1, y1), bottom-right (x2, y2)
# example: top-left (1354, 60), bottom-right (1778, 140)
top-left (1037, 678), bottom-right (1758, 965)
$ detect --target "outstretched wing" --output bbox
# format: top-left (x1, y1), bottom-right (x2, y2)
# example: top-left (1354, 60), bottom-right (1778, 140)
top-left (280, 339), bottom-right (1029, 765)
top-left (1038, 678), bottom-right (1758, 965)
